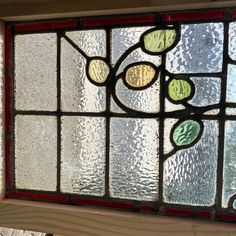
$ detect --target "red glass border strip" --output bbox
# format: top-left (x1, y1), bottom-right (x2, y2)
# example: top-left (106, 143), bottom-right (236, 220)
top-left (217, 212), bottom-right (236, 222)
top-left (196, 210), bottom-right (212, 219)
top-left (15, 20), bottom-right (78, 32)
top-left (232, 10), bottom-right (236, 18)
top-left (81, 15), bottom-right (156, 27)
top-left (161, 10), bottom-right (225, 22)
top-left (163, 207), bottom-right (193, 216)
top-left (7, 192), bottom-right (68, 203)
top-left (72, 198), bottom-right (134, 209)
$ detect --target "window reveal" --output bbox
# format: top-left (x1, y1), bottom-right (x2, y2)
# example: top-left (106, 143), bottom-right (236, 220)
top-left (5, 10), bottom-right (236, 222)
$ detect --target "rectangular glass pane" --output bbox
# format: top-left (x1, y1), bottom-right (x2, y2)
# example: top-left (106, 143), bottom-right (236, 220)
top-left (61, 116), bottom-right (106, 196)
top-left (15, 115), bottom-right (57, 191)
top-left (15, 33), bottom-right (57, 111)
top-left (110, 118), bottom-right (159, 201)
top-left (163, 120), bottom-right (218, 206)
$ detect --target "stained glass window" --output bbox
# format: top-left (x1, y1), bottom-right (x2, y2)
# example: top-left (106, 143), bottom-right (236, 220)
top-left (5, 9), bottom-right (236, 222)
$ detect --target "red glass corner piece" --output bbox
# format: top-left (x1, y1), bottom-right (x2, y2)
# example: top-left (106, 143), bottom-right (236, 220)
top-left (7, 192), bottom-right (68, 203)
top-left (15, 20), bottom-right (78, 32)
top-left (163, 207), bottom-right (193, 216)
top-left (161, 11), bottom-right (225, 22)
top-left (72, 198), bottom-right (134, 209)
top-left (217, 212), bottom-right (236, 222)
top-left (81, 15), bottom-right (156, 27)
top-left (5, 27), bottom-right (13, 69)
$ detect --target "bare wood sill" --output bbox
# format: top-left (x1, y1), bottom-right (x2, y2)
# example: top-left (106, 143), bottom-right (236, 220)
top-left (0, 199), bottom-right (234, 236)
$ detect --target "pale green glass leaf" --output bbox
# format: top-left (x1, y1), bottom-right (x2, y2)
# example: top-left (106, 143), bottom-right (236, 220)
top-left (125, 64), bottom-right (156, 88)
top-left (168, 79), bottom-right (192, 101)
top-left (143, 29), bottom-right (176, 53)
top-left (173, 120), bottom-right (201, 147)
top-left (88, 59), bottom-right (110, 83)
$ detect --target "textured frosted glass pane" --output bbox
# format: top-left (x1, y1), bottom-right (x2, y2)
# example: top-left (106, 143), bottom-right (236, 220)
top-left (115, 77), bottom-right (160, 113)
top-left (189, 77), bottom-right (221, 106)
top-left (226, 108), bottom-right (236, 115)
top-left (61, 116), bottom-right (106, 195)
top-left (15, 115), bottom-right (57, 191)
top-left (110, 118), bottom-right (159, 201)
top-left (222, 121), bottom-right (236, 208)
top-left (166, 23), bottom-right (223, 73)
top-left (163, 120), bottom-right (218, 206)
top-left (117, 48), bottom-right (161, 75)
top-left (165, 98), bottom-right (185, 112)
top-left (15, 33), bottom-right (57, 111)
top-left (204, 109), bottom-right (219, 115)
top-left (164, 118), bottom-right (178, 154)
top-left (110, 97), bottom-right (126, 113)
top-left (229, 22), bottom-right (236, 60)
top-left (61, 38), bottom-right (106, 112)
top-left (226, 64), bottom-right (236, 103)
top-left (66, 30), bottom-right (106, 57)
top-left (111, 27), bottom-right (152, 65)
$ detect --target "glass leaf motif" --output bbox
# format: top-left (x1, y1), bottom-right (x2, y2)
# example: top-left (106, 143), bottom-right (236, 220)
top-left (124, 63), bottom-right (156, 88)
top-left (88, 58), bottom-right (110, 84)
top-left (168, 79), bottom-right (192, 102)
top-left (172, 120), bottom-right (202, 147)
top-left (142, 29), bottom-right (177, 53)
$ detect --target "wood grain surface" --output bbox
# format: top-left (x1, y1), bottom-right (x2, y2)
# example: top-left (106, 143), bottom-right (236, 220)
top-left (0, 199), bottom-right (234, 236)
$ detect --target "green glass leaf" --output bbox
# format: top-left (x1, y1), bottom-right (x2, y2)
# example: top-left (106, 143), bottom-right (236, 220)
top-left (168, 79), bottom-right (192, 101)
top-left (88, 59), bottom-right (110, 84)
top-left (143, 29), bottom-right (177, 53)
top-left (173, 120), bottom-right (202, 147)
top-left (125, 64), bottom-right (156, 88)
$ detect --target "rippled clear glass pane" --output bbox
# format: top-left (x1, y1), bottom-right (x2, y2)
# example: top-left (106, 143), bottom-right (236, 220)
top-left (189, 77), bottom-right (221, 106)
top-left (61, 38), bottom-right (106, 112)
top-left (226, 64), bottom-right (236, 103)
top-left (164, 118), bottom-right (178, 155)
top-left (61, 116), bottom-right (106, 196)
top-left (110, 118), bottom-right (159, 201)
top-left (111, 27), bottom-right (152, 65)
top-left (15, 115), bottom-right (57, 191)
top-left (229, 22), bottom-right (236, 61)
top-left (222, 121), bottom-right (236, 208)
top-left (165, 98), bottom-right (185, 112)
top-left (115, 77), bottom-right (160, 113)
top-left (66, 30), bottom-right (106, 57)
top-left (226, 108), bottom-right (236, 115)
top-left (166, 23), bottom-right (223, 73)
top-left (110, 97), bottom-right (126, 113)
top-left (163, 120), bottom-right (218, 206)
top-left (15, 33), bottom-right (57, 111)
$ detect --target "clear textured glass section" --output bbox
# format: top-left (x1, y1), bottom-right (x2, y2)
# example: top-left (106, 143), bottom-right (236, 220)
top-left (166, 23), bottom-right (223, 73)
top-left (226, 64), bottom-right (236, 103)
top-left (15, 115), bottom-right (57, 191)
top-left (229, 22), bottom-right (236, 61)
top-left (164, 118), bottom-right (177, 154)
top-left (15, 33), bottom-right (57, 111)
top-left (165, 98), bottom-right (185, 112)
top-left (110, 118), bottom-right (159, 201)
top-left (111, 27), bottom-right (152, 65)
top-left (61, 38), bottom-right (106, 112)
top-left (61, 116), bottom-right (106, 196)
top-left (222, 121), bottom-right (236, 208)
top-left (189, 77), bottom-right (221, 106)
top-left (66, 30), bottom-right (106, 57)
top-left (110, 97), bottom-right (126, 113)
top-left (115, 77), bottom-right (160, 113)
top-left (163, 120), bottom-right (218, 206)
top-left (226, 108), bottom-right (236, 115)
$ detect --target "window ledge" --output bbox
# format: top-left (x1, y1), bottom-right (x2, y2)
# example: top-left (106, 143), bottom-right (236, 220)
top-left (0, 199), bottom-right (234, 236)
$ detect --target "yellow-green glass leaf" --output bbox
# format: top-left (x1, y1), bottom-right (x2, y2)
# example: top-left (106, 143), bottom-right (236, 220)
top-left (168, 79), bottom-right (192, 101)
top-left (144, 29), bottom-right (176, 53)
top-left (173, 120), bottom-right (201, 147)
top-left (125, 64), bottom-right (156, 88)
top-left (88, 59), bottom-right (110, 83)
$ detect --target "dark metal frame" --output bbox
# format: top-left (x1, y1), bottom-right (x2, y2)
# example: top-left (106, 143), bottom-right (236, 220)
top-left (5, 8), bottom-right (236, 222)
